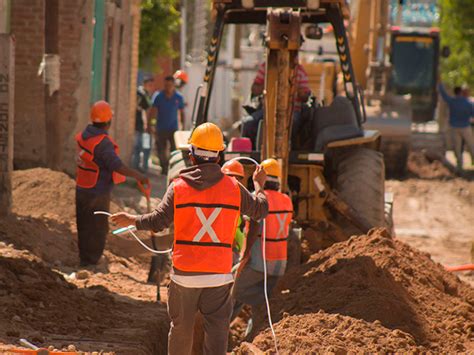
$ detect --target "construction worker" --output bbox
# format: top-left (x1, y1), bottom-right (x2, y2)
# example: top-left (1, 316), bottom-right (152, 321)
top-left (75, 100), bottom-right (148, 267)
top-left (438, 83), bottom-right (474, 170)
top-left (242, 41), bottom-right (311, 148)
top-left (173, 69), bottom-right (189, 89)
top-left (110, 122), bottom-right (268, 355)
top-left (231, 158), bottom-right (293, 332)
top-left (221, 160), bottom-right (247, 265)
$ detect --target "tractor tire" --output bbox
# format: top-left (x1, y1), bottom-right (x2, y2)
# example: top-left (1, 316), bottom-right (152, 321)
top-left (333, 147), bottom-right (386, 236)
top-left (380, 141), bottom-right (409, 177)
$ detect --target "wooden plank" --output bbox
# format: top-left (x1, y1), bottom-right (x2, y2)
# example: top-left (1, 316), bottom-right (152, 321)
top-left (0, 34), bottom-right (14, 216)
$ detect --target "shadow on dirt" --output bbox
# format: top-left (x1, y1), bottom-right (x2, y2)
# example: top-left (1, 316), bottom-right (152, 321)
top-left (0, 255), bottom-right (169, 354)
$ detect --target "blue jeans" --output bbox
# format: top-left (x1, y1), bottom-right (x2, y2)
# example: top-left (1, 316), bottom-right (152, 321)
top-left (132, 132), bottom-right (151, 172)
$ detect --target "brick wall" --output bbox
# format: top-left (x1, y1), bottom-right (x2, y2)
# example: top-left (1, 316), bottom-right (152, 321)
top-left (11, 0), bottom-right (47, 168)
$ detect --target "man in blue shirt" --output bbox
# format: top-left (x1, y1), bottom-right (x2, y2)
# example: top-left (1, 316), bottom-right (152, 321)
top-left (149, 76), bottom-right (185, 175)
top-left (439, 83), bottom-right (474, 170)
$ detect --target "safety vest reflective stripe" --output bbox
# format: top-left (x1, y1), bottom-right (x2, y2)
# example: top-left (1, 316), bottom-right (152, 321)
top-left (175, 203), bottom-right (239, 210)
top-left (264, 237), bottom-right (289, 242)
top-left (173, 175), bottom-right (241, 273)
top-left (175, 240), bottom-right (232, 248)
top-left (263, 190), bottom-right (293, 261)
top-left (75, 132), bottom-right (126, 188)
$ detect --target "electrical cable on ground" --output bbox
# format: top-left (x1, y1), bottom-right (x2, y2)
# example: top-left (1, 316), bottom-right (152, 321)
top-left (93, 211), bottom-right (172, 254)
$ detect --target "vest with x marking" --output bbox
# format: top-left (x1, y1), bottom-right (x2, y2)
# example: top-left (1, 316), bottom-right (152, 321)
top-left (263, 189), bottom-right (293, 261)
top-left (173, 175), bottom-right (241, 273)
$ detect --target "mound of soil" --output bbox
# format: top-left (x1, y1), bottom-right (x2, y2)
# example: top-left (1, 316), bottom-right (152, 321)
top-left (12, 168), bottom-right (77, 221)
top-left (239, 312), bottom-right (421, 354)
top-left (0, 244), bottom-right (169, 354)
top-left (240, 228), bottom-right (474, 353)
top-left (0, 215), bottom-right (78, 267)
top-left (1, 168), bottom-right (171, 353)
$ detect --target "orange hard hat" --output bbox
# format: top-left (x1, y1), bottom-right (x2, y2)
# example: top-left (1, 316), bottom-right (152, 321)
top-left (90, 100), bottom-right (113, 123)
top-left (173, 70), bottom-right (189, 84)
top-left (222, 160), bottom-right (245, 178)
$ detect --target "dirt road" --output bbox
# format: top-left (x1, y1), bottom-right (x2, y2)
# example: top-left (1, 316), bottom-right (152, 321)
top-left (388, 153), bottom-right (474, 285)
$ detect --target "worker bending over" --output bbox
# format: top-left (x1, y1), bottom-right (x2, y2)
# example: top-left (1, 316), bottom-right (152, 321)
top-left (75, 101), bottom-right (148, 267)
top-left (111, 123), bottom-right (268, 355)
top-left (232, 158), bottom-right (293, 333)
top-left (221, 160), bottom-right (247, 265)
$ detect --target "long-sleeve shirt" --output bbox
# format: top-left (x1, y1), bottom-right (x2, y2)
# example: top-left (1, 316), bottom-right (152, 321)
top-left (76, 125), bottom-right (123, 195)
top-left (438, 84), bottom-right (474, 128)
top-left (253, 62), bottom-right (310, 111)
top-left (136, 163), bottom-right (268, 288)
top-left (136, 174), bottom-right (268, 233)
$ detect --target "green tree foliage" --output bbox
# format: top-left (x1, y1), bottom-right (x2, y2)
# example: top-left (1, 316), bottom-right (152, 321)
top-left (139, 0), bottom-right (181, 70)
top-left (439, 0), bottom-right (474, 88)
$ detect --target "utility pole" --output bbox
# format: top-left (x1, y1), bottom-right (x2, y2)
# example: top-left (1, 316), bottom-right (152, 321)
top-left (180, 0), bottom-right (187, 69)
top-left (0, 0), bottom-right (14, 216)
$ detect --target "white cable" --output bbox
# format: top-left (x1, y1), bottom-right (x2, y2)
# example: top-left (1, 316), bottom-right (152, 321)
top-left (228, 156), bottom-right (280, 354)
top-left (93, 211), bottom-right (172, 254)
top-left (261, 218), bottom-right (280, 354)
top-left (96, 157), bottom-right (280, 352)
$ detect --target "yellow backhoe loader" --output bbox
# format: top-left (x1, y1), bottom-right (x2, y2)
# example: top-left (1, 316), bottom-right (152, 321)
top-left (169, 0), bottom-right (387, 253)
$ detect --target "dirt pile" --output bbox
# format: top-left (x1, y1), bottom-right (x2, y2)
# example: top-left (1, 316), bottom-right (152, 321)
top-left (1, 168), bottom-right (171, 353)
top-left (0, 215), bottom-right (78, 267)
top-left (12, 168), bottom-right (77, 221)
top-left (239, 312), bottom-right (421, 354)
top-left (0, 242), bottom-right (169, 354)
top-left (239, 228), bottom-right (474, 353)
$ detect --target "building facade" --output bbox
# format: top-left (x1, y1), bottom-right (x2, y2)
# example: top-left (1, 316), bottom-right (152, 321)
top-left (10, 0), bottom-right (140, 174)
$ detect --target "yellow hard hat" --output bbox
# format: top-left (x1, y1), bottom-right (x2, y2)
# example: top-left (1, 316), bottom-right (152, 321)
top-left (261, 158), bottom-right (281, 178)
top-left (189, 122), bottom-right (225, 152)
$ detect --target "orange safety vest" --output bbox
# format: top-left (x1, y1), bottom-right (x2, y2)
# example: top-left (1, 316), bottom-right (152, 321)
top-left (263, 190), bottom-right (293, 261)
top-left (75, 132), bottom-right (126, 189)
top-left (173, 175), bottom-right (241, 273)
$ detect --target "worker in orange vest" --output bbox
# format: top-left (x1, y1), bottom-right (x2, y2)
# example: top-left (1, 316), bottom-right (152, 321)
top-left (111, 122), bottom-right (268, 355)
top-left (75, 100), bottom-right (148, 267)
top-left (231, 158), bottom-right (293, 332)
top-left (221, 160), bottom-right (247, 265)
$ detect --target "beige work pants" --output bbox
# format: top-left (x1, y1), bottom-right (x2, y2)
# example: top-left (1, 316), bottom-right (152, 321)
top-left (167, 281), bottom-right (233, 355)
top-left (451, 126), bottom-right (474, 169)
